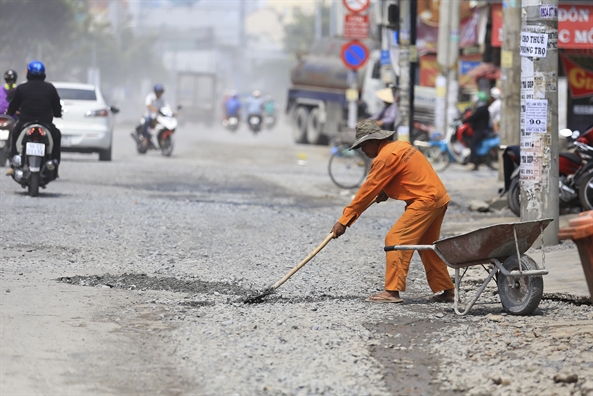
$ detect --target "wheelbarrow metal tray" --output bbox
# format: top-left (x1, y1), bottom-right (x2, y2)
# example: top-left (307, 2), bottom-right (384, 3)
top-left (434, 219), bottom-right (553, 269)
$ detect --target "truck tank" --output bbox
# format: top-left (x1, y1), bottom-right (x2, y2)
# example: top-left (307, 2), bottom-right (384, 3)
top-left (290, 37), bottom-right (378, 90)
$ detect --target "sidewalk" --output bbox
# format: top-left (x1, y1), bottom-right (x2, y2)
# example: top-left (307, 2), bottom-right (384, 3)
top-left (442, 166), bottom-right (592, 303)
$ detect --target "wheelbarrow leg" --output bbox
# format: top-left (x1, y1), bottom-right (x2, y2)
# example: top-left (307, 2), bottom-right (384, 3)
top-left (453, 265), bottom-right (499, 316)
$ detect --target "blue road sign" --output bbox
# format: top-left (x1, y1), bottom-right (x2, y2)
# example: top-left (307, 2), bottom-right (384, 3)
top-left (341, 41), bottom-right (370, 70)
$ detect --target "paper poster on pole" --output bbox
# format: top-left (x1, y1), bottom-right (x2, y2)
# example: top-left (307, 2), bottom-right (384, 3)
top-left (525, 99), bottom-right (548, 133)
top-left (520, 32), bottom-right (548, 58)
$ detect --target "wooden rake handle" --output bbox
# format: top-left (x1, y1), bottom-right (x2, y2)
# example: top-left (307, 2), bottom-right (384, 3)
top-left (271, 232), bottom-right (334, 290)
top-left (270, 196), bottom-right (379, 291)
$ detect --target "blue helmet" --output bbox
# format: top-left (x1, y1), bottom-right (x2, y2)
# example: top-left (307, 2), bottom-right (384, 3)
top-left (154, 83), bottom-right (164, 93)
top-left (27, 60), bottom-right (45, 76)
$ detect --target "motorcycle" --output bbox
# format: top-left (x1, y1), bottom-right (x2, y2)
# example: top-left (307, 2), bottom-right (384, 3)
top-left (222, 115), bottom-right (240, 132)
top-left (9, 121), bottom-right (58, 196)
top-left (502, 126), bottom-right (593, 215)
top-left (247, 114), bottom-right (262, 134)
top-left (264, 114), bottom-right (276, 130)
top-left (131, 106), bottom-right (180, 157)
top-left (413, 112), bottom-right (500, 172)
top-left (0, 114), bottom-right (16, 167)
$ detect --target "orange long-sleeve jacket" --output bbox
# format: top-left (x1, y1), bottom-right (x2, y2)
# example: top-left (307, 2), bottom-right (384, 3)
top-left (338, 140), bottom-right (450, 227)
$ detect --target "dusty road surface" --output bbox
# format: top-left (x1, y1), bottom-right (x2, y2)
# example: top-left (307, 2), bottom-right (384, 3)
top-left (1, 119), bottom-right (592, 395)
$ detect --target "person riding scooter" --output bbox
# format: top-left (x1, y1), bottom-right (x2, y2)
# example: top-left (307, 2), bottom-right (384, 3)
top-left (368, 86), bottom-right (401, 132)
top-left (246, 90), bottom-right (263, 127)
top-left (224, 92), bottom-right (241, 121)
top-left (6, 61), bottom-right (62, 176)
top-left (141, 84), bottom-right (173, 148)
top-left (462, 91), bottom-right (491, 171)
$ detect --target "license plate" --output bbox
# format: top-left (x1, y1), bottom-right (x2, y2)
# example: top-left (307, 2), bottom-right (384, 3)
top-left (26, 142), bottom-right (45, 156)
top-left (61, 136), bottom-right (72, 147)
top-left (0, 129), bottom-right (9, 140)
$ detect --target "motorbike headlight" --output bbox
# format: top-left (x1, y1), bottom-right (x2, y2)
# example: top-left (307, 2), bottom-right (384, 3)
top-left (85, 109), bottom-right (109, 117)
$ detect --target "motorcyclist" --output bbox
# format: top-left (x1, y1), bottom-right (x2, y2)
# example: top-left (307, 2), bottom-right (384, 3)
top-left (462, 91), bottom-right (491, 171)
top-left (263, 95), bottom-right (276, 118)
top-left (368, 86), bottom-right (401, 132)
top-left (488, 87), bottom-right (502, 132)
top-left (224, 92), bottom-right (241, 121)
top-left (0, 69), bottom-right (18, 114)
top-left (141, 84), bottom-right (171, 148)
top-left (246, 90), bottom-right (263, 126)
top-left (6, 61), bottom-right (62, 175)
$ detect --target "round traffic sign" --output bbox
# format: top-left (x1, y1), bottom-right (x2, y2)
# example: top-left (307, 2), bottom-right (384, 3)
top-left (343, 0), bottom-right (370, 13)
top-left (341, 41), bottom-right (370, 70)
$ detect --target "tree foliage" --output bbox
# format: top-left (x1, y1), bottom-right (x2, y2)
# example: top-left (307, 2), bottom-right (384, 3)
top-left (282, 4), bottom-right (330, 58)
top-left (0, 0), bottom-right (166, 93)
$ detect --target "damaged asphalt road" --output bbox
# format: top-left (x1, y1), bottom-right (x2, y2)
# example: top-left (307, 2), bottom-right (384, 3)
top-left (2, 122), bottom-right (592, 395)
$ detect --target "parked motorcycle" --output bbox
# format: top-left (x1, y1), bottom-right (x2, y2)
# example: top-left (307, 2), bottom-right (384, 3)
top-left (247, 114), bottom-right (262, 134)
top-left (9, 121), bottom-right (58, 196)
top-left (413, 113), bottom-right (500, 172)
top-left (222, 115), bottom-right (240, 132)
top-left (0, 114), bottom-right (16, 167)
top-left (501, 126), bottom-right (593, 215)
top-left (131, 106), bottom-right (180, 157)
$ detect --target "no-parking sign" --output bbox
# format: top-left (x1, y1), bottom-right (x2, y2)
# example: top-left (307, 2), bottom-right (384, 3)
top-left (341, 41), bottom-right (370, 70)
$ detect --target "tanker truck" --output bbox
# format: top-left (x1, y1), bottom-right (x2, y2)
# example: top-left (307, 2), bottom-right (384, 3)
top-left (286, 37), bottom-right (384, 145)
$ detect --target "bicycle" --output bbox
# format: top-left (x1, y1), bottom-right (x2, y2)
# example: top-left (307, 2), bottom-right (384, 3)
top-left (328, 143), bottom-right (371, 189)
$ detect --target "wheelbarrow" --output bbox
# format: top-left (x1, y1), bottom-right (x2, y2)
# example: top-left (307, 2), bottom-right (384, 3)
top-left (384, 219), bottom-right (553, 316)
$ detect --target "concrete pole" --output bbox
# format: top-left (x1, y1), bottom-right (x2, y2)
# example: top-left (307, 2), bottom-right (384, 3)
top-left (434, 0), bottom-right (451, 135)
top-left (397, 0), bottom-right (410, 142)
top-left (500, 0), bottom-right (522, 182)
top-left (315, 0), bottom-right (322, 41)
top-left (520, 0), bottom-right (559, 245)
top-left (445, 0), bottom-right (460, 140)
top-left (409, 0), bottom-right (417, 140)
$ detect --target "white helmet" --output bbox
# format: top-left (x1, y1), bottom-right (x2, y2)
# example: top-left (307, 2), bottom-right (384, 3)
top-left (490, 87), bottom-right (501, 100)
top-left (252, 90), bottom-right (261, 98)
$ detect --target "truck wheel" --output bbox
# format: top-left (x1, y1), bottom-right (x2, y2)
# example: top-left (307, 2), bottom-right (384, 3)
top-left (292, 106), bottom-right (308, 144)
top-left (99, 145), bottom-right (112, 161)
top-left (306, 108), bottom-right (327, 145)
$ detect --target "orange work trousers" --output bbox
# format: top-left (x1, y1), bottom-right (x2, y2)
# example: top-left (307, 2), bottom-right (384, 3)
top-left (384, 204), bottom-right (454, 293)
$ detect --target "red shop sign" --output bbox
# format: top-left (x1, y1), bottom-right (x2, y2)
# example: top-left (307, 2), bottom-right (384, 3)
top-left (492, 4), bottom-right (593, 49)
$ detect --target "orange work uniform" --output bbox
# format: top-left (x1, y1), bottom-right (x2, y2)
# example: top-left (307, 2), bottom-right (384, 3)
top-left (338, 140), bottom-right (454, 293)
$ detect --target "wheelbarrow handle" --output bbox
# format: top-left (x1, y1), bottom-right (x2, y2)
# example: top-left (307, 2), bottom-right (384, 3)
top-left (384, 245), bottom-right (436, 252)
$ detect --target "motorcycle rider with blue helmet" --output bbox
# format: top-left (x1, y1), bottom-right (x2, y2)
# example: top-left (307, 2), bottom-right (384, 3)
top-left (6, 61), bottom-right (62, 175)
top-left (141, 84), bottom-right (172, 148)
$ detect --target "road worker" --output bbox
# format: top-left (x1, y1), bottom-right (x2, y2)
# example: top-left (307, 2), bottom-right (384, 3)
top-left (331, 120), bottom-right (455, 303)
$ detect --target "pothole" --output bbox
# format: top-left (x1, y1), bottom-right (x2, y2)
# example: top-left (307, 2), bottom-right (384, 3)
top-left (56, 273), bottom-right (251, 295)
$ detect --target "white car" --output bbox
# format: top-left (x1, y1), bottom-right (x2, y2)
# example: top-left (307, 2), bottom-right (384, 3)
top-left (53, 82), bottom-right (119, 161)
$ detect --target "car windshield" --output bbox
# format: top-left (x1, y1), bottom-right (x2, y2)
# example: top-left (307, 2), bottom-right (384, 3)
top-left (57, 88), bottom-right (96, 101)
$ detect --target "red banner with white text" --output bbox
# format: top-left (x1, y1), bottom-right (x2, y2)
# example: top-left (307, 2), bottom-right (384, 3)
top-left (492, 4), bottom-right (593, 49)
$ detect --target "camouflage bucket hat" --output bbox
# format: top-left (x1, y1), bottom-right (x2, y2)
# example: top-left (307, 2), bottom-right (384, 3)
top-left (350, 120), bottom-right (395, 150)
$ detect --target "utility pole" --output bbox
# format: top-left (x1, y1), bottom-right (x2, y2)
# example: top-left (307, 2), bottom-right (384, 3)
top-left (435, 0), bottom-right (460, 139)
top-left (397, 0), bottom-right (410, 142)
top-left (520, 0), bottom-right (559, 245)
top-left (500, 0), bottom-right (522, 181)
top-left (434, 0), bottom-right (450, 136)
top-left (409, 0), bottom-right (417, 140)
top-left (446, 0), bottom-right (460, 142)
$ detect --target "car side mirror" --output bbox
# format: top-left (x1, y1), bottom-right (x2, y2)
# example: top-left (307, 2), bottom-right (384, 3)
top-left (110, 106), bottom-right (120, 114)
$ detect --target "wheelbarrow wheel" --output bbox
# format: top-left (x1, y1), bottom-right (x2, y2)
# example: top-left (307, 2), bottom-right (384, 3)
top-left (497, 254), bottom-right (543, 315)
